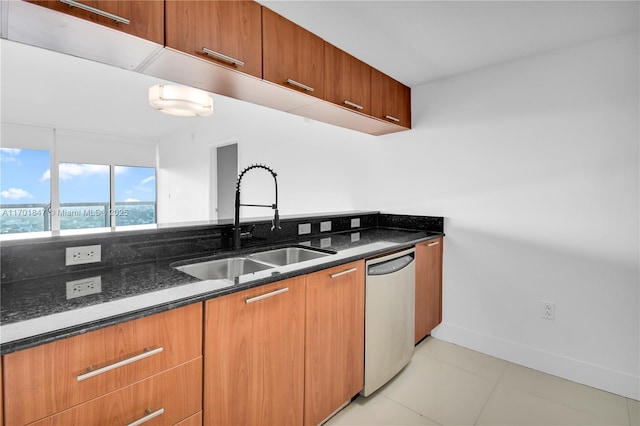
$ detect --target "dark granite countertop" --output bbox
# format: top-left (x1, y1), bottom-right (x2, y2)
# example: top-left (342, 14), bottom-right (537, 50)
top-left (0, 226), bottom-right (442, 355)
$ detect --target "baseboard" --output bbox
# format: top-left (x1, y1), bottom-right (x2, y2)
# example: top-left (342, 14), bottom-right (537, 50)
top-left (432, 323), bottom-right (640, 400)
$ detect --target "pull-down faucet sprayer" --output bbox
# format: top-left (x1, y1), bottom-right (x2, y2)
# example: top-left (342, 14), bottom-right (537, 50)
top-left (233, 164), bottom-right (281, 250)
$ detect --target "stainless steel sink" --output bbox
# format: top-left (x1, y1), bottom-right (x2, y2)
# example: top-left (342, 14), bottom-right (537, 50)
top-left (175, 246), bottom-right (333, 281)
top-left (248, 247), bottom-right (331, 266)
top-left (175, 257), bottom-right (274, 281)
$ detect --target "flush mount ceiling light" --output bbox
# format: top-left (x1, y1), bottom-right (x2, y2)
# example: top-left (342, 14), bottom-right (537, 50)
top-left (148, 84), bottom-right (213, 117)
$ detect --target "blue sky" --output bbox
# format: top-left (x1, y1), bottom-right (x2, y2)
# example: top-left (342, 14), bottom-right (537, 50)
top-left (0, 148), bottom-right (155, 205)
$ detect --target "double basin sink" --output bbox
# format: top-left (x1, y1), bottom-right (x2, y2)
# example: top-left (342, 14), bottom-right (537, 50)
top-left (174, 246), bottom-right (333, 281)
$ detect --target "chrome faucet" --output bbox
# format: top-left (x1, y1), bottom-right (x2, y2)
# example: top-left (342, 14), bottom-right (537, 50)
top-left (233, 164), bottom-right (281, 250)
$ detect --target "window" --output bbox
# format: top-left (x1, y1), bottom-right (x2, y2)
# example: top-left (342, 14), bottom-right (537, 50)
top-left (0, 152), bottom-right (157, 235)
top-left (0, 148), bottom-right (51, 234)
top-left (114, 166), bottom-right (156, 226)
top-left (59, 163), bottom-right (110, 230)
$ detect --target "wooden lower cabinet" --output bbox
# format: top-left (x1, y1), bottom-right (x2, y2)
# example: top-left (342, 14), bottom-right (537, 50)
top-left (1, 359), bottom-right (3, 426)
top-left (3, 303), bottom-right (203, 425)
top-left (415, 238), bottom-right (444, 343)
top-left (204, 277), bottom-right (305, 426)
top-left (28, 359), bottom-right (202, 426)
top-left (174, 411), bottom-right (202, 426)
top-left (304, 261), bottom-right (365, 426)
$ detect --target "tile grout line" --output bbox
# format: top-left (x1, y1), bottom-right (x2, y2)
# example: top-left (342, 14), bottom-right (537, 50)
top-left (493, 363), bottom-right (632, 426)
top-left (472, 360), bottom-right (511, 426)
top-left (377, 393), bottom-right (444, 426)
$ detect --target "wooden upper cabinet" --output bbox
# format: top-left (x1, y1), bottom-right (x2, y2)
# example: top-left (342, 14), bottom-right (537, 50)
top-left (165, 1), bottom-right (263, 78)
top-left (262, 7), bottom-right (324, 99)
top-left (26, 0), bottom-right (164, 44)
top-left (415, 238), bottom-right (444, 343)
top-left (371, 68), bottom-right (411, 129)
top-left (324, 43), bottom-right (371, 115)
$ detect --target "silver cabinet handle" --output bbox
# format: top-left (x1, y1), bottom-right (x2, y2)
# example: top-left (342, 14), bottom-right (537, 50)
top-left (60, 0), bottom-right (130, 24)
top-left (246, 287), bottom-right (289, 304)
top-left (202, 47), bottom-right (245, 67)
top-left (344, 100), bottom-right (364, 110)
top-left (286, 79), bottom-right (314, 92)
top-left (77, 347), bottom-right (163, 381)
top-left (126, 408), bottom-right (165, 426)
top-left (385, 115), bottom-right (401, 123)
top-left (428, 241), bottom-right (440, 247)
top-left (330, 267), bottom-right (358, 279)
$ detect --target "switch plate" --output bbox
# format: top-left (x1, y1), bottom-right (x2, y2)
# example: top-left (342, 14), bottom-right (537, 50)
top-left (320, 221), bottom-right (332, 232)
top-left (351, 218), bottom-right (360, 228)
top-left (65, 245), bottom-right (101, 266)
top-left (298, 223), bottom-right (311, 235)
top-left (66, 276), bottom-right (102, 299)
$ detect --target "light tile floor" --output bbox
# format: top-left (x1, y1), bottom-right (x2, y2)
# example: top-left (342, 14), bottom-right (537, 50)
top-left (325, 337), bottom-right (640, 426)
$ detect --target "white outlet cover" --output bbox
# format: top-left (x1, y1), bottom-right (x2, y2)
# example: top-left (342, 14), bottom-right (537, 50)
top-left (351, 218), bottom-right (360, 228)
top-left (298, 223), bottom-right (311, 235)
top-left (541, 301), bottom-right (556, 320)
top-left (65, 244), bottom-right (102, 266)
top-left (320, 221), bottom-right (332, 232)
top-left (66, 276), bottom-right (102, 299)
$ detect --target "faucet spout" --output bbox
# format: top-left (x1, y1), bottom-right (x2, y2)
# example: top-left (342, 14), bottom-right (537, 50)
top-left (233, 164), bottom-right (281, 251)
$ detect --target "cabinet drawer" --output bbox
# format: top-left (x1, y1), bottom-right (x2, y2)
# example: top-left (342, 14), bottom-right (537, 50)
top-left (4, 303), bottom-right (202, 426)
top-left (28, 358), bottom-right (202, 426)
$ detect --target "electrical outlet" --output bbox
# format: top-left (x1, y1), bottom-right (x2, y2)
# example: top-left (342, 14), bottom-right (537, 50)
top-left (320, 221), bottom-right (332, 232)
top-left (541, 301), bottom-right (555, 320)
top-left (298, 223), bottom-right (311, 235)
top-left (66, 276), bottom-right (102, 299)
top-left (65, 245), bottom-right (101, 266)
top-left (351, 218), bottom-right (360, 228)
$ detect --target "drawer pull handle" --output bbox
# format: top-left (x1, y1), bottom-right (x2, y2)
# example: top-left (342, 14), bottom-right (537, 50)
top-left (127, 408), bottom-right (165, 426)
top-left (77, 347), bottom-right (164, 381)
top-left (343, 100), bottom-right (364, 110)
top-left (385, 115), bottom-right (401, 123)
top-left (202, 47), bottom-right (245, 67)
top-left (59, 0), bottom-right (130, 24)
top-left (330, 267), bottom-right (358, 279)
top-left (286, 79), bottom-right (314, 92)
top-left (428, 241), bottom-right (440, 247)
top-left (246, 287), bottom-right (289, 304)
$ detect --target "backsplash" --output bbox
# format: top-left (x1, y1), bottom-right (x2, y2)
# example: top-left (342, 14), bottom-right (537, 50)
top-left (0, 211), bottom-right (443, 282)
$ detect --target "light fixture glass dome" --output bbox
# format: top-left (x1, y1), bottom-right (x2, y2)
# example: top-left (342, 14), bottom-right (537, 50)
top-left (148, 84), bottom-right (213, 117)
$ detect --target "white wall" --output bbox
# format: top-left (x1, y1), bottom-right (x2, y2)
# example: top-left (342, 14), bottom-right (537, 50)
top-left (157, 94), bottom-right (378, 223)
top-left (156, 31), bottom-right (639, 399)
top-left (370, 31), bottom-right (640, 399)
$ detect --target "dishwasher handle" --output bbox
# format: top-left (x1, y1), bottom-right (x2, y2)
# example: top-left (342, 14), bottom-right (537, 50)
top-left (367, 254), bottom-right (414, 276)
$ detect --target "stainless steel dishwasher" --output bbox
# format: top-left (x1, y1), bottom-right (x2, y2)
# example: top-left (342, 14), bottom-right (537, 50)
top-left (362, 247), bottom-right (416, 396)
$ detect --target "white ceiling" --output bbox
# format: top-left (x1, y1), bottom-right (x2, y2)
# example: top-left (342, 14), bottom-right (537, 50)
top-left (259, 0), bottom-right (640, 87)
top-left (1, 1), bottom-right (638, 141)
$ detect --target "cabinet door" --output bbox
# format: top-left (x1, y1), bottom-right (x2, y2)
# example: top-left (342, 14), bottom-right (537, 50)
top-left (324, 43), bottom-right (371, 115)
top-left (415, 238), bottom-right (444, 343)
top-left (204, 277), bottom-right (305, 426)
top-left (3, 303), bottom-right (202, 426)
top-left (28, 359), bottom-right (202, 426)
top-left (305, 261), bottom-right (365, 426)
top-left (26, 0), bottom-right (164, 44)
top-left (262, 7), bottom-right (324, 99)
top-left (371, 68), bottom-right (411, 128)
top-left (1, 359), bottom-right (3, 426)
top-left (165, 1), bottom-right (263, 78)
